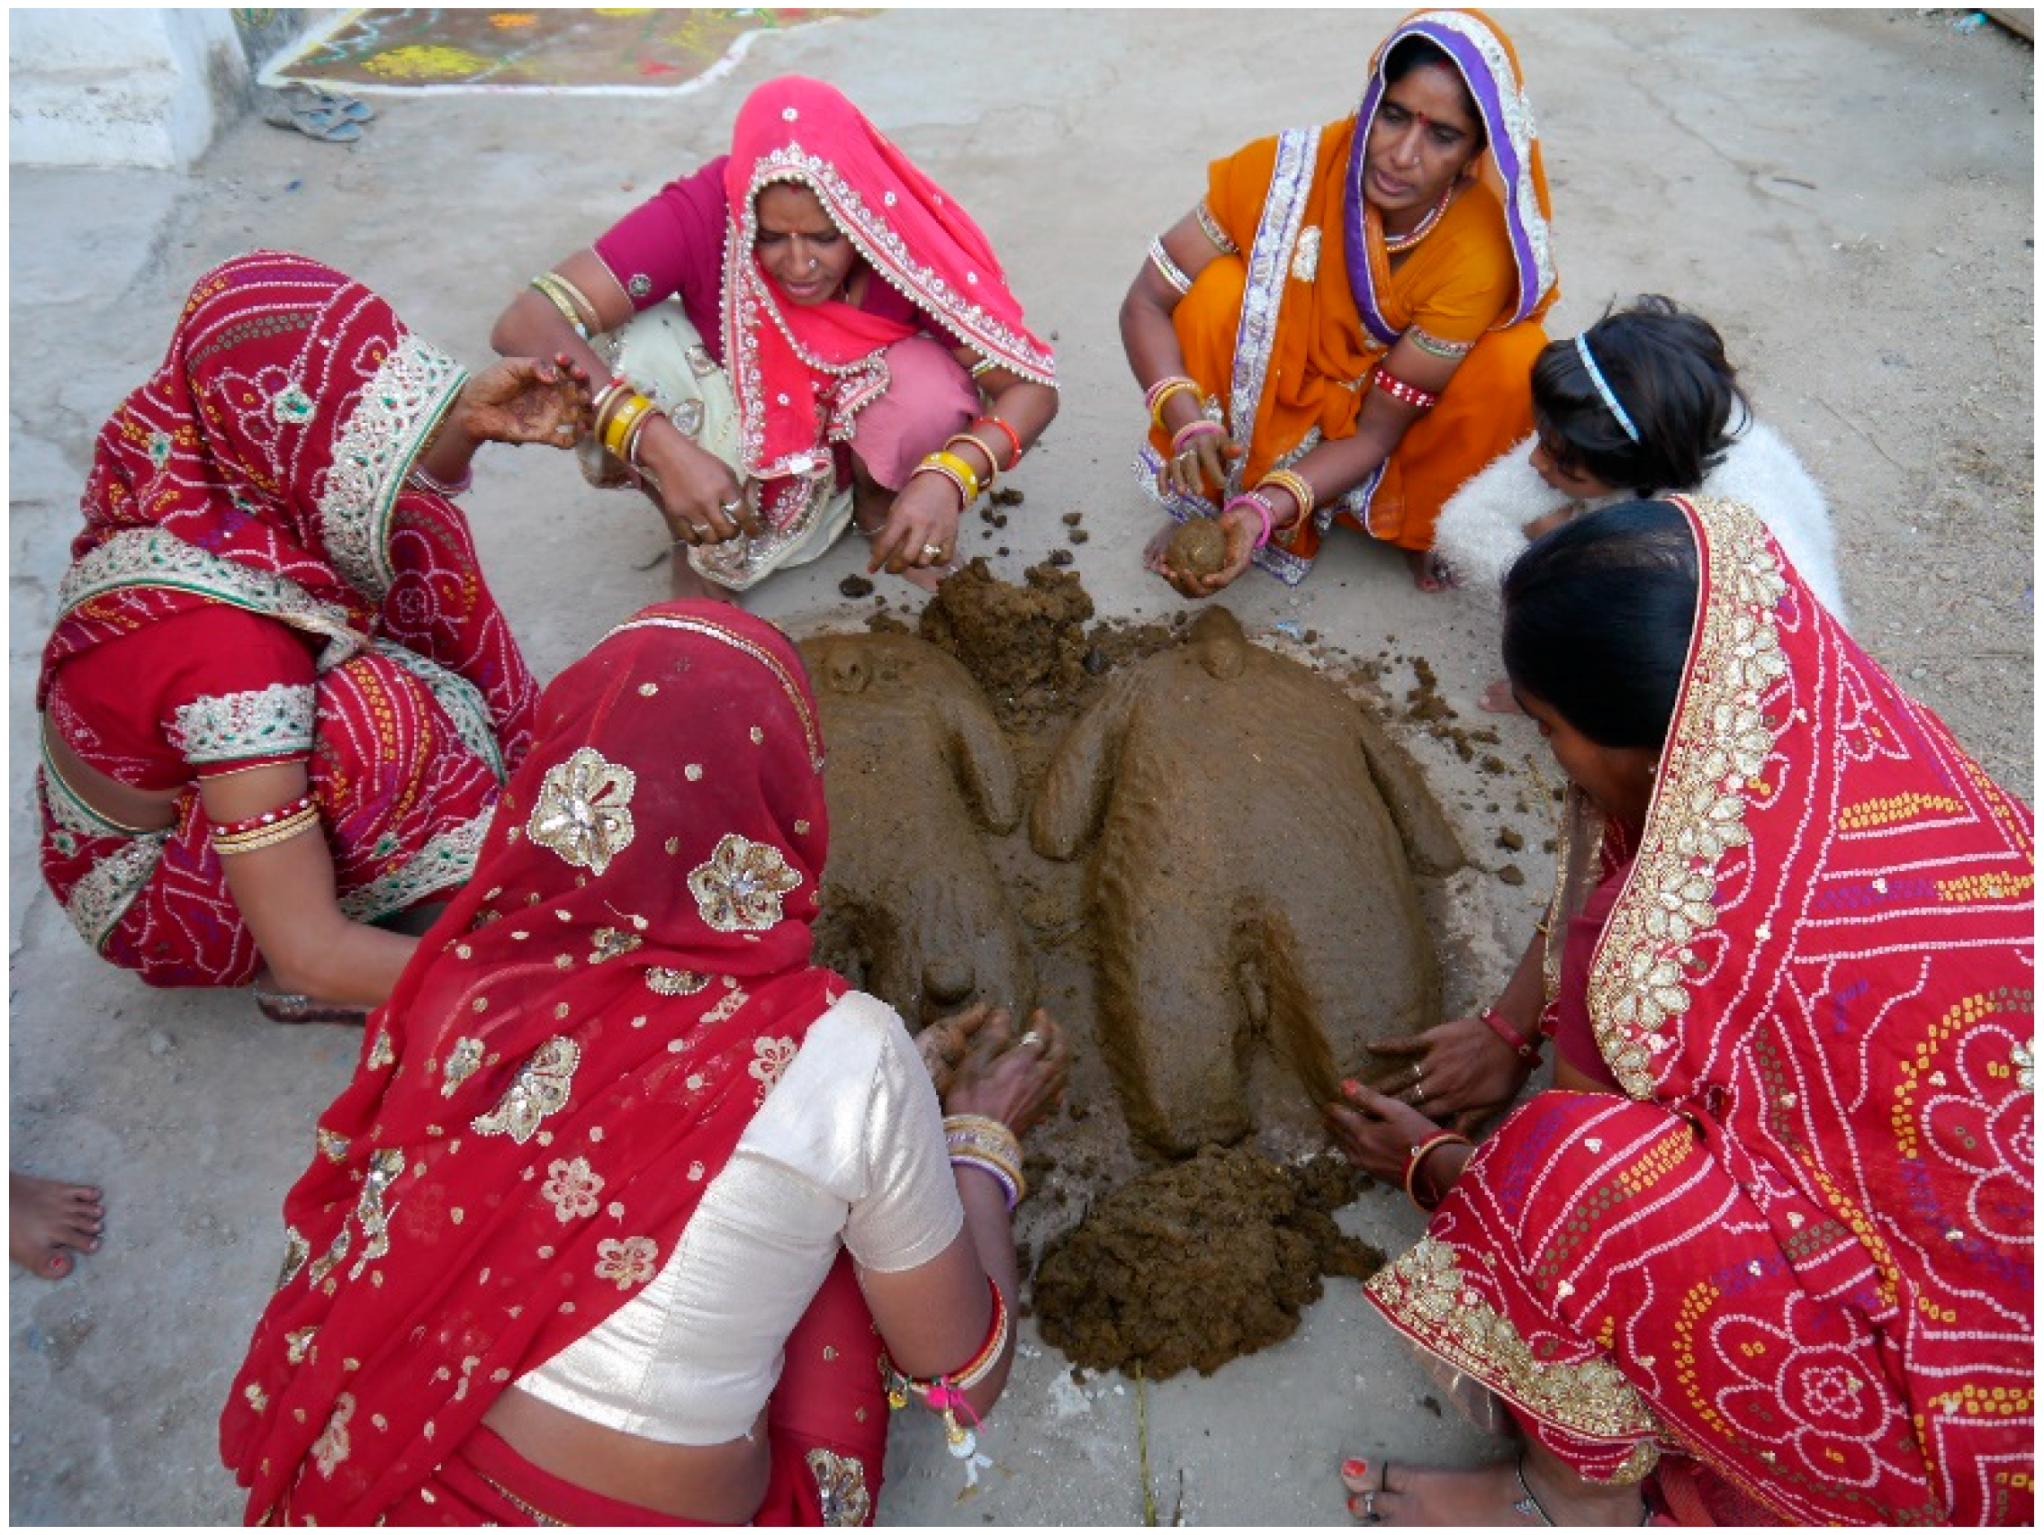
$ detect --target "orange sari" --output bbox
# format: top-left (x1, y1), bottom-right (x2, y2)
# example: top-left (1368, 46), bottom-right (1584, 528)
top-left (1141, 8), bottom-right (1558, 577)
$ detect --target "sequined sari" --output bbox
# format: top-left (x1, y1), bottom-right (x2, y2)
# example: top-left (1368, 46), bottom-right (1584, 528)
top-left (35, 250), bottom-right (537, 985)
top-left (1365, 498), bottom-right (2035, 1523)
top-left (220, 603), bottom-right (890, 1526)
top-left (1139, 8), bottom-right (1558, 580)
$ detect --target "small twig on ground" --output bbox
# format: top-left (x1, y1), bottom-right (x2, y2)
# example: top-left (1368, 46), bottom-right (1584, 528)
top-left (1814, 394), bottom-right (1919, 476)
top-left (1136, 1361), bottom-right (1158, 1527)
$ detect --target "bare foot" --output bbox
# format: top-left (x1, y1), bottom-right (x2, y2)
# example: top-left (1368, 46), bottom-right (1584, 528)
top-left (10, 1171), bottom-right (104, 1281)
top-left (1479, 678), bottom-right (1523, 715)
top-left (1404, 548), bottom-right (1454, 593)
top-left (1342, 1453), bottom-right (1644, 1527)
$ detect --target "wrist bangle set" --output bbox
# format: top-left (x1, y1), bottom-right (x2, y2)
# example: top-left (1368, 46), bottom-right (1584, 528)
top-left (1403, 1130), bottom-right (1474, 1213)
top-left (1481, 1005), bottom-right (1544, 1064)
top-left (944, 1112), bottom-right (1026, 1210)
top-left (1223, 491), bottom-right (1278, 549)
top-left (592, 376), bottom-right (666, 468)
top-left (880, 1273), bottom-right (1009, 1458)
top-left (1145, 375), bottom-right (1200, 431)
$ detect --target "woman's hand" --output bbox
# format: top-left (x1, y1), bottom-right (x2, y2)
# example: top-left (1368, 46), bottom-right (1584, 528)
top-left (1369, 1012), bottom-right (1532, 1130)
top-left (916, 1003), bottom-right (995, 1097)
top-left (1151, 498), bottom-right (1261, 599)
top-left (1322, 1080), bottom-right (1458, 1189)
top-left (868, 470), bottom-right (963, 577)
top-left (457, 355), bottom-right (593, 448)
top-left (1155, 426), bottom-right (1243, 503)
top-left (631, 418), bottom-right (761, 549)
top-left (939, 1006), bottom-right (1069, 1137)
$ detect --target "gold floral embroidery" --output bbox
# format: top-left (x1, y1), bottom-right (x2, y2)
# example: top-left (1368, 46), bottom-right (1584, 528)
top-left (589, 926), bottom-right (643, 963)
top-left (285, 1325), bottom-right (319, 1365)
top-left (1366, 1237), bottom-right (1658, 1441)
top-left (540, 1156), bottom-right (604, 1224)
top-left (441, 1036), bottom-right (485, 1097)
top-left (316, 1129), bottom-right (351, 1164)
top-left (806, 1447), bottom-right (872, 1526)
top-left (751, 1035), bottom-right (798, 1097)
top-left (347, 1148), bottom-right (407, 1281)
top-left (307, 1225), bottom-right (352, 1289)
top-left (311, 1392), bottom-right (356, 1478)
top-left (527, 747), bottom-right (637, 875)
top-left (470, 1037), bottom-right (581, 1144)
top-left (646, 966), bottom-right (709, 996)
top-left (276, 1227), bottom-right (310, 1290)
top-left (688, 833), bottom-right (802, 932)
top-left (366, 1030), bottom-right (396, 1069)
top-left (1587, 498), bottom-right (1788, 1097)
top-left (594, 1235), bottom-right (659, 1290)
top-left (1289, 224), bottom-right (1321, 283)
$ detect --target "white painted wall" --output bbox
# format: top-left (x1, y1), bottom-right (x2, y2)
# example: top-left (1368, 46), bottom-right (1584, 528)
top-left (8, 8), bottom-right (249, 169)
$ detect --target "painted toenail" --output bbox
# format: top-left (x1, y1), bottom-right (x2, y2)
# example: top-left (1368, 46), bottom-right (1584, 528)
top-left (1342, 1458), bottom-right (1369, 1480)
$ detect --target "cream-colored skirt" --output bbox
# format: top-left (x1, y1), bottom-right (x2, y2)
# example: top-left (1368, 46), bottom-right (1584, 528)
top-left (584, 302), bottom-right (853, 592)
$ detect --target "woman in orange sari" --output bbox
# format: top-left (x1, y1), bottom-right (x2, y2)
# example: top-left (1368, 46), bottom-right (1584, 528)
top-left (1122, 8), bottom-right (1557, 596)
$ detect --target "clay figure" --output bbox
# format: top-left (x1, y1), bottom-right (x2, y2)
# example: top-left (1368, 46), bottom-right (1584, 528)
top-left (798, 631), bottom-right (1035, 1025)
top-left (1030, 607), bottom-right (1457, 1155)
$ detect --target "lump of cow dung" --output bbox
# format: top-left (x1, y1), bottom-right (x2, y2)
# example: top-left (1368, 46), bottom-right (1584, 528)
top-left (1166, 518), bottom-right (1227, 578)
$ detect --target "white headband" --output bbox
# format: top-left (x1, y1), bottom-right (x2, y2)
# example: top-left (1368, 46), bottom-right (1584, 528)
top-left (1574, 333), bottom-right (1640, 444)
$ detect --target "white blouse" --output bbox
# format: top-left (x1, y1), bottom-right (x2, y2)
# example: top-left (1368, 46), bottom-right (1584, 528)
top-left (515, 990), bottom-right (963, 1444)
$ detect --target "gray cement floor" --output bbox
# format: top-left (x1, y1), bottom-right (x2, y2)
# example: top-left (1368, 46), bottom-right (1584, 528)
top-left (7, 9), bottom-right (2033, 1525)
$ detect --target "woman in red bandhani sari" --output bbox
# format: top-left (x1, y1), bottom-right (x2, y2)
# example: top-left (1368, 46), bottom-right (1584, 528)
top-left (1326, 499), bottom-right (2033, 1524)
top-left (220, 601), bottom-right (1069, 1525)
top-left (16, 251), bottom-right (581, 1283)
top-left (492, 75), bottom-right (1059, 595)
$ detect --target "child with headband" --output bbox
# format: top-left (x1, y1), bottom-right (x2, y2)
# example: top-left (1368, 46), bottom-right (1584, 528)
top-left (1434, 295), bottom-right (1844, 710)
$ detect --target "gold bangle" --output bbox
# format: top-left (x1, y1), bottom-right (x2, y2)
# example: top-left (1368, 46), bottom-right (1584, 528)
top-left (211, 804), bottom-right (321, 856)
top-left (1147, 377), bottom-right (1199, 431)
top-left (529, 273), bottom-right (591, 341)
top-left (1257, 469), bottom-right (1315, 528)
top-left (1194, 199), bottom-right (1239, 256)
top-left (943, 433), bottom-right (1000, 490)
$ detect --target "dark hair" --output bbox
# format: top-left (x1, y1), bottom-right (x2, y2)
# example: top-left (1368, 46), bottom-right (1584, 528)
top-left (1381, 36), bottom-right (1487, 153)
top-left (1530, 295), bottom-right (1750, 495)
top-left (1502, 500), bottom-right (1699, 750)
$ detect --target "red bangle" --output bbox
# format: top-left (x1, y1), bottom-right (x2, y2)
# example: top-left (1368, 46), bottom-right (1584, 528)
top-left (1480, 1006), bottom-right (1543, 1064)
top-left (972, 414), bottom-right (1023, 471)
top-left (212, 792), bottom-right (316, 839)
top-left (1402, 1130), bottom-right (1473, 1213)
top-left (1373, 368), bottom-right (1440, 410)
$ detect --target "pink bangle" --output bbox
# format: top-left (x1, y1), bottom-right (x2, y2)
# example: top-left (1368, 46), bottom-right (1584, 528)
top-left (1223, 492), bottom-right (1274, 549)
top-left (1171, 419), bottom-right (1224, 454)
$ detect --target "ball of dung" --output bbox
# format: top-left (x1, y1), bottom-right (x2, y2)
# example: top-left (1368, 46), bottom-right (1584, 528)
top-left (1166, 518), bottom-right (1227, 578)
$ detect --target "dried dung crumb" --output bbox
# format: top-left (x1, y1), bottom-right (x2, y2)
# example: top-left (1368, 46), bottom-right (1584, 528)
top-left (1047, 548), bottom-right (1074, 566)
top-left (1034, 1146), bottom-right (1381, 1379)
top-left (838, 575), bottom-right (875, 599)
top-left (1498, 863), bottom-right (1526, 886)
top-left (1069, 528), bottom-right (1089, 544)
top-left (1061, 511), bottom-right (1084, 526)
top-left (1496, 827), bottom-right (1525, 852)
top-left (991, 486), bottom-right (1025, 507)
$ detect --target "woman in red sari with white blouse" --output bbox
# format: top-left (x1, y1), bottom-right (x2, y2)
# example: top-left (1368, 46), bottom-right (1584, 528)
top-left (221, 601), bottom-right (1069, 1525)
top-left (1327, 499), bottom-right (2033, 1525)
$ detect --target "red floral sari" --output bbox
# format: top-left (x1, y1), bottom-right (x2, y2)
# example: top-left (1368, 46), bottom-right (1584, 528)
top-left (1366, 497), bottom-right (2034, 1523)
top-left (220, 603), bottom-right (890, 1526)
top-left (36, 250), bottom-right (538, 985)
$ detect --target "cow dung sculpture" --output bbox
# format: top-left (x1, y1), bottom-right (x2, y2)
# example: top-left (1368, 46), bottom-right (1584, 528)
top-left (1029, 606), bottom-right (1462, 1156)
top-left (798, 631), bottom-right (1035, 1026)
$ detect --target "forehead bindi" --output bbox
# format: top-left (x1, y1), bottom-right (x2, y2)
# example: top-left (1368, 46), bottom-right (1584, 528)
top-left (1384, 63), bottom-right (1477, 137)
top-left (756, 184), bottom-right (836, 237)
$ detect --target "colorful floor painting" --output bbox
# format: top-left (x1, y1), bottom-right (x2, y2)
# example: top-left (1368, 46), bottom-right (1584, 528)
top-left (271, 8), bottom-right (869, 92)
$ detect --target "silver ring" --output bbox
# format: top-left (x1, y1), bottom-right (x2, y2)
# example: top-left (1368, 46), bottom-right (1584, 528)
top-left (1412, 1062), bottom-right (1424, 1085)
top-left (720, 498), bottom-right (743, 515)
top-left (554, 422), bottom-right (574, 437)
top-left (1361, 1491), bottom-right (1377, 1522)
top-left (1415, 1084), bottom-right (1425, 1104)
top-left (1018, 1030), bottom-right (1044, 1051)
top-left (920, 542), bottom-right (946, 562)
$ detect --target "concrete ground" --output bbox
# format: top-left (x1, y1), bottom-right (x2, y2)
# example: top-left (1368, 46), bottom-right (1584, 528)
top-left (7, 9), bottom-right (2032, 1525)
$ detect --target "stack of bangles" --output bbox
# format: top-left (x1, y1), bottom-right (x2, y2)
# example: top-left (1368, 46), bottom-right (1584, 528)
top-left (1145, 374), bottom-right (1200, 431)
top-left (1223, 470), bottom-right (1315, 550)
top-left (529, 270), bottom-right (598, 342)
top-left (879, 1274), bottom-right (1009, 1454)
top-left (210, 792), bottom-right (319, 856)
top-left (590, 377), bottom-right (666, 470)
top-left (913, 418), bottom-right (1021, 513)
top-left (943, 1112), bottom-right (1026, 1210)
top-left (1403, 1129), bottom-right (1474, 1214)
top-left (1480, 1005), bottom-right (1546, 1064)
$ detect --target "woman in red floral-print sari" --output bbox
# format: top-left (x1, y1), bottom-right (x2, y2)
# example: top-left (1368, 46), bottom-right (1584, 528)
top-left (1326, 499), bottom-right (2033, 1525)
top-left (220, 600), bottom-right (1069, 1525)
top-left (15, 250), bottom-right (582, 1286)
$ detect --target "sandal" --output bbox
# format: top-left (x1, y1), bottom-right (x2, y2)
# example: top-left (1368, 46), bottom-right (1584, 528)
top-left (254, 988), bottom-right (372, 1027)
top-left (258, 91), bottom-right (362, 145)
top-left (279, 81), bottom-right (375, 123)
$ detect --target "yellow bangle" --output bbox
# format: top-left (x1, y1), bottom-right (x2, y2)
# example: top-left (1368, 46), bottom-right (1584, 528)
top-left (912, 459), bottom-right (972, 511)
top-left (529, 273), bottom-right (592, 341)
top-left (1147, 377), bottom-right (1199, 431)
top-left (1257, 469), bottom-right (1314, 528)
top-left (925, 449), bottom-right (983, 504)
top-left (602, 395), bottom-right (653, 459)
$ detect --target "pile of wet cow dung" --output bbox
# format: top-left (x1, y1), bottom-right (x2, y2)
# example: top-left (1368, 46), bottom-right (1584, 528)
top-left (1033, 1145), bottom-right (1382, 1379)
